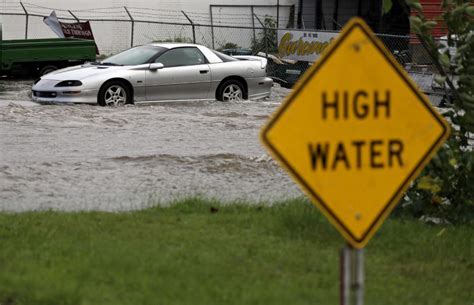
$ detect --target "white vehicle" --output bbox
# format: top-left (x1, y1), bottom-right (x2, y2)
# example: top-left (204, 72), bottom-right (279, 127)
top-left (32, 43), bottom-right (273, 106)
top-left (439, 35), bottom-right (456, 58)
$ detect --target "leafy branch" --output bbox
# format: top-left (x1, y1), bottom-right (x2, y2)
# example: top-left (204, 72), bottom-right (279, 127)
top-left (388, 0), bottom-right (474, 223)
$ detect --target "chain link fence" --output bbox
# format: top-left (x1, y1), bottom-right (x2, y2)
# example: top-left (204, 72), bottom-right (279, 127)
top-left (1, 2), bottom-right (438, 95)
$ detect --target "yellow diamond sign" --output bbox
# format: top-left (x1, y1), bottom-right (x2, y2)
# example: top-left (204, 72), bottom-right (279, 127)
top-left (261, 18), bottom-right (450, 248)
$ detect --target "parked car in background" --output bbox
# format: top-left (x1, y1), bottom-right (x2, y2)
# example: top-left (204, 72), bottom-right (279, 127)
top-left (221, 48), bottom-right (253, 56)
top-left (32, 43), bottom-right (273, 106)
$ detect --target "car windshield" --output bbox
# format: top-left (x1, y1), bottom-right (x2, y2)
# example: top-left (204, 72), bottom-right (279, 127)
top-left (100, 46), bottom-right (166, 66)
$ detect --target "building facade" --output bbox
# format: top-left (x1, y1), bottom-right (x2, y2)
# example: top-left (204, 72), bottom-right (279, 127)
top-left (296, 0), bottom-right (412, 36)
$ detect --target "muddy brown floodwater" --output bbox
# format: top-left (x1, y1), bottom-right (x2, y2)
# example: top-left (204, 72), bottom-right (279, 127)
top-left (0, 80), bottom-right (301, 211)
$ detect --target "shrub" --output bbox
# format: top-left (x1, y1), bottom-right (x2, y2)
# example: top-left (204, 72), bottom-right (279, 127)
top-left (398, 0), bottom-right (474, 224)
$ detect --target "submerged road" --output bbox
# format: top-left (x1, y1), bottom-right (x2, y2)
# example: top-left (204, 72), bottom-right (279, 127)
top-left (0, 78), bottom-right (453, 211)
top-left (0, 81), bottom-right (300, 211)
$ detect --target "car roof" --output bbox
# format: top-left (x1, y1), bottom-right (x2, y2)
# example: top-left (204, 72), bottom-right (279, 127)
top-left (145, 43), bottom-right (223, 64)
top-left (148, 43), bottom-right (201, 49)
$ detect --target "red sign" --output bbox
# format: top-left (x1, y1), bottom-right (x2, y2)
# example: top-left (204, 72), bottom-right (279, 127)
top-left (60, 21), bottom-right (92, 39)
top-left (60, 21), bottom-right (99, 54)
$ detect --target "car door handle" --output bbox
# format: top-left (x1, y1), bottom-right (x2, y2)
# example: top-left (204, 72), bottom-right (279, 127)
top-left (200, 70), bottom-right (209, 74)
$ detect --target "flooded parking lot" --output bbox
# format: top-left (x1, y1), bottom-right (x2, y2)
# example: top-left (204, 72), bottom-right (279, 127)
top-left (0, 79), bottom-right (301, 211)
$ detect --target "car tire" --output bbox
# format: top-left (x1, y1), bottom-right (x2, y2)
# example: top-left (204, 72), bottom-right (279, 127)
top-left (39, 65), bottom-right (58, 76)
top-left (216, 79), bottom-right (245, 102)
top-left (98, 80), bottom-right (131, 107)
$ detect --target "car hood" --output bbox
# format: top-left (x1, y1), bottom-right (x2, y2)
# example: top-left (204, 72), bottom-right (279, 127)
top-left (42, 64), bottom-right (126, 81)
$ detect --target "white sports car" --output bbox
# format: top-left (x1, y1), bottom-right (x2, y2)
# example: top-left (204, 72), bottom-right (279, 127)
top-left (32, 43), bottom-right (273, 106)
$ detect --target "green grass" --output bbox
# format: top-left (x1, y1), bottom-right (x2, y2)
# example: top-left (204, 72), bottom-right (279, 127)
top-left (0, 198), bottom-right (472, 305)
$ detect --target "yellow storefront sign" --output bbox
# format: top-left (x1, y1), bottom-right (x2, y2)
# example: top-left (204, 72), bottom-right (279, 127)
top-left (278, 32), bottom-right (333, 57)
top-left (261, 18), bottom-right (450, 248)
top-left (277, 30), bottom-right (338, 62)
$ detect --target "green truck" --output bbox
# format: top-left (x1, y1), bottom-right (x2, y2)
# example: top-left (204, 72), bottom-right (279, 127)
top-left (1, 24), bottom-right (96, 77)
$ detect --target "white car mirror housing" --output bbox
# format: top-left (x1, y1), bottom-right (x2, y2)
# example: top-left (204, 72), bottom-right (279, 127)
top-left (149, 63), bottom-right (164, 71)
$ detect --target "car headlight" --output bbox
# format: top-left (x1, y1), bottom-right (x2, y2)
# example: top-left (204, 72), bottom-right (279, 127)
top-left (55, 80), bottom-right (82, 87)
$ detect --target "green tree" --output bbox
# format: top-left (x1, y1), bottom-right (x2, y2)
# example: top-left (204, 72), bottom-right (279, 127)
top-left (217, 42), bottom-right (240, 52)
top-left (398, 0), bottom-right (474, 223)
top-left (153, 35), bottom-right (193, 43)
top-left (251, 16), bottom-right (278, 54)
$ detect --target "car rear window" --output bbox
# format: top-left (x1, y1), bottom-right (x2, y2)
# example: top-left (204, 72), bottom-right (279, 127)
top-left (211, 50), bottom-right (239, 62)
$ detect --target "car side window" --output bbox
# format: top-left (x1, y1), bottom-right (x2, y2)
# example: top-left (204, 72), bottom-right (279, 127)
top-left (155, 47), bottom-right (206, 67)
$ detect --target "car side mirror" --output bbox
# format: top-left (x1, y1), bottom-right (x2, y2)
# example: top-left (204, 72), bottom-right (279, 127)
top-left (149, 63), bottom-right (164, 71)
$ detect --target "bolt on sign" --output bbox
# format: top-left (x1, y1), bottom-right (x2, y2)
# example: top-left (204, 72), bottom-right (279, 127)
top-left (261, 18), bottom-right (450, 249)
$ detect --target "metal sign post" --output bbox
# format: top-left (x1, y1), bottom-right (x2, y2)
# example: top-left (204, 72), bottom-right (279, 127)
top-left (340, 244), bottom-right (364, 305)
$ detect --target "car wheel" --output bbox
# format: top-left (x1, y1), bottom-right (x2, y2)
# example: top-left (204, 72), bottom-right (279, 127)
top-left (217, 79), bottom-right (245, 102)
top-left (98, 80), bottom-right (131, 107)
top-left (39, 65), bottom-right (58, 76)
